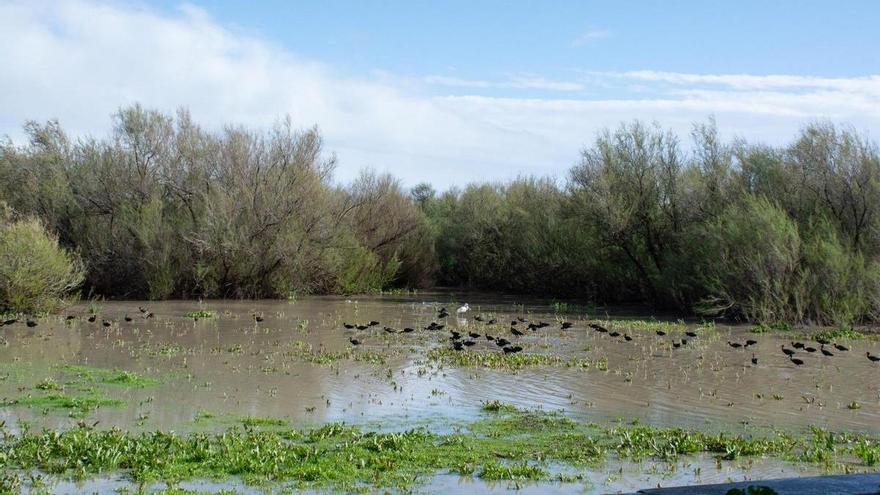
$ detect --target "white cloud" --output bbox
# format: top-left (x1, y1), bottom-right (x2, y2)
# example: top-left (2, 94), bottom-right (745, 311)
top-left (0, 1), bottom-right (878, 189)
top-left (571, 28), bottom-right (610, 47)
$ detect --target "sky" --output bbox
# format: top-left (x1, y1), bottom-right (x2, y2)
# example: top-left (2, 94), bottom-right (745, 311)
top-left (1, 0), bottom-right (878, 188)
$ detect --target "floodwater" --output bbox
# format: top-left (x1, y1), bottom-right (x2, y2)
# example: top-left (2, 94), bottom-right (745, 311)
top-left (2, 292), bottom-right (879, 493)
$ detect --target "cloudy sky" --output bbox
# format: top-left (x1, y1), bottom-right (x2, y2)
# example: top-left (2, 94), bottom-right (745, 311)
top-left (1, 0), bottom-right (878, 188)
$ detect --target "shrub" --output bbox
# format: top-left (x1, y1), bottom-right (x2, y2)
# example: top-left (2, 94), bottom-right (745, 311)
top-left (0, 205), bottom-right (84, 313)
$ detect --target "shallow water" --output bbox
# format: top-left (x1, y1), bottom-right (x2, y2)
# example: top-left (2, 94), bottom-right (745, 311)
top-left (2, 292), bottom-right (880, 493)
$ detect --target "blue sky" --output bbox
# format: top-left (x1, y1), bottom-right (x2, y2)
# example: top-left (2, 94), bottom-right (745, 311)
top-left (1, 1), bottom-right (878, 187)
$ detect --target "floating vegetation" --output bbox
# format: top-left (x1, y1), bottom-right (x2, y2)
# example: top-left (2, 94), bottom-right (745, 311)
top-left (593, 318), bottom-right (707, 334)
top-left (427, 348), bottom-right (595, 370)
top-left (1, 392), bottom-right (124, 417)
top-left (285, 341), bottom-right (388, 366)
top-left (813, 327), bottom-right (867, 344)
top-left (480, 400), bottom-right (522, 413)
top-left (0, 409), bottom-right (878, 491)
top-left (185, 310), bottom-right (216, 320)
top-left (61, 365), bottom-right (160, 387)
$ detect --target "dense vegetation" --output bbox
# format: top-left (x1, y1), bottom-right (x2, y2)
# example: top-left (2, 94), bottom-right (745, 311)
top-left (2, 107), bottom-right (879, 324)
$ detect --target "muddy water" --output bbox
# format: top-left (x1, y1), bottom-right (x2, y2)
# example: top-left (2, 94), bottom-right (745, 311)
top-left (1, 292), bottom-right (879, 434)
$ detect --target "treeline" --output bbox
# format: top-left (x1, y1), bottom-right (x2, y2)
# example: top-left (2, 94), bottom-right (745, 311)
top-left (1, 106), bottom-right (879, 324)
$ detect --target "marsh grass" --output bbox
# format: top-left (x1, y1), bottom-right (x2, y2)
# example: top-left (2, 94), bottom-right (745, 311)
top-left (60, 365), bottom-right (160, 387)
top-left (426, 348), bottom-right (594, 370)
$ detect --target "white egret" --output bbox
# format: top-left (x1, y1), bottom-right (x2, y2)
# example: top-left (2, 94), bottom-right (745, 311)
top-left (456, 303), bottom-right (469, 314)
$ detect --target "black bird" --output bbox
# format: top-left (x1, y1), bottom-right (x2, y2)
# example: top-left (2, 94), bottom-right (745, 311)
top-left (349, 337), bottom-right (361, 346)
top-left (468, 332), bottom-right (481, 339)
top-left (833, 343), bottom-right (849, 352)
top-left (685, 331), bottom-right (697, 338)
top-left (400, 327), bottom-right (415, 333)
top-left (26, 319), bottom-right (37, 328)
top-left (486, 334), bottom-right (495, 341)
top-left (510, 320), bottom-right (518, 326)
top-left (357, 325), bottom-right (369, 330)
top-left (463, 340), bottom-right (476, 347)
top-left (727, 341), bottom-right (743, 349)
top-left (496, 338), bottom-right (511, 347)
top-left (254, 315), bottom-right (264, 323)
top-left (383, 327), bottom-right (396, 334)
top-left (751, 354), bottom-right (758, 365)
top-left (517, 317), bottom-right (527, 323)
top-left (804, 346), bottom-right (817, 353)
top-left (435, 324), bottom-right (446, 331)
top-left (867, 352), bottom-right (880, 363)
top-left (537, 322), bottom-right (550, 328)
top-left (452, 341), bottom-right (464, 351)
top-left (138, 306), bottom-right (148, 314)
top-left (745, 339), bottom-right (758, 347)
top-left (623, 334), bottom-right (633, 342)
top-left (792, 342), bottom-right (805, 349)
top-left (781, 345), bottom-right (795, 357)
top-left (561, 322), bottom-right (573, 330)
top-left (488, 319), bottom-right (497, 325)
top-left (145, 312), bottom-right (154, 319)
top-left (527, 323), bottom-right (538, 331)
top-left (368, 321), bottom-right (380, 327)
top-left (820, 345), bottom-right (833, 357)
top-left (656, 330), bottom-right (666, 336)
top-left (102, 320), bottom-right (111, 327)
top-left (511, 327), bottom-right (524, 336)
top-left (503, 345), bottom-right (523, 354)
top-left (124, 315), bottom-right (133, 322)
top-left (88, 315), bottom-right (97, 323)
top-left (681, 338), bottom-right (689, 346)
top-left (609, 331), bottom-right (621, 337)
top-left (589, 323), bottom-right (608, 333)
top-left (790, 356), bottom-right (805, 366)
top-left (474, 315), bottom-right (484, 322)
top-left (343, 323), bottom-right (355, 329)
top-left (450, 331), bottom-right (461, 340)
top-left (672, 341), bottom-right (682, 349)
top-left (65, 315), bottom-right (76, 321)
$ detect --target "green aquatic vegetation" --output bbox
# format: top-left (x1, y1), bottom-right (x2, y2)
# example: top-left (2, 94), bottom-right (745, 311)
top-left (35, 378), bottom-right (62, 391)
top-left (61, 365), bottom-right (159, 387)
top-left (595, 319), bottom-right (699, 334)
top-left (285, 341), bottom-right (388, 366)
top-left (481, 400), bottom-right (521, 413)
top-left (427, 348), bottom-right (594, 370)
top-left (1, 392), bottom-right (124, 417)
top-left (239, 416), bottom-right (289, 427)
top-left (813, 327), bottom-right (867, 344)
top-left (0, 409), bottom-right (878, 491)
top-left (185, 310), bottom-right (216, 319)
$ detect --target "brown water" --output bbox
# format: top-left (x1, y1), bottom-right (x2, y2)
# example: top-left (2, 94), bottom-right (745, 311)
top-left (2, 292), bottom-right (879, 493)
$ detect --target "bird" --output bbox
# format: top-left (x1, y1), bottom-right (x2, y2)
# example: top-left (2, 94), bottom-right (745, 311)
top-left (511, 327), bottom-right (524, 336)
top-left (383, 327), bottom-right (396, 334)
top-left (26, 319), bottom-right (37, 328)
top-left (751, 354), bottom-right (758, 365)
top-left (685, 331), bottom-right (697, 338)
top-left (254, 315), bottom-right (264, 323)
top-left (452, 341), bottom-right (464, 351)
top-left (609, 331), bottom-right (621, 337)
top-left (138, 306), bottom-right (148, 314)
top-left (474, 315), bottom-right (484, 322)
top-left (368, 320), bottom-right (380, 327)
top-left (102, 320), bottom-right (111, 327)
top-left (487, 319), bottom-right (497, 325)
top-left (496, 338), bottom-right (511, 347)
top-left (790, 356), bottom-right (805, 366)
top-left (65, 315), bottom-right (75, 321)
top-left (672, 341), bottom-right (682, 349)
top-left (400, 327), bottom-right (415, 333)
top-left (357, 325), bottom-right (369, 330)
top-left (727, 341), bottom-right (743, 349)
top-left (561, 322), bottom-right (573, 330)
top-left (867, 352), bottom-right (880, 363)
top-left (468, 332), bottom-right (480, 339)
top-left (503, 345), bottom-right (523, 354)
top-left (745, 339), bottom-right (758, 347)
top-left (88, 315), bottom-right (97, 323)
top-left (456, 303), bottom-right (470, 315)
top-left (781, 345), bottom-right (795, 357)
top-left (510, 320), bottom-right (519, 326)
top-left (792, 342), bottom-right (805, 349)
top-left (486, 334), bottom-right (495, 341)
top-left (804, 346), bottom-right (817, 353)
top-left (450, 331), bottom-right (461, 340)
top-left (681, 338), bottom-right (689, 346)
top-left (623, 334), bottom-right (633, 342)
top-left (124, 315), bottom-right (133, 322)
top-left (590, 323), bottom-right (608, 333)
top-left (343, 323), bottom-right (355, 329)
top-left (517, 317), bottom-right (528, 323)
top-left (463, 340), bottom-right (476, 347)
top-left (655, 330), bottom-right (666, 336)
top-left (349, 337), bottom-right (361, 346)
top-left (833, 343), bottom-right (849, 352)
top-left (820, 346), bottom-right (833, 357)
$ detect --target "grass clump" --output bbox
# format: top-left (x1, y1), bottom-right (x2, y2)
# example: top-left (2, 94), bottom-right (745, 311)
top-left (813, 327), bottom-right (866, 344)
top-left (185, 310), bottom-right (216, 320)
top-left (1, 392), bottom-right (123, 417)
top-left (480, 400), bottom-right (521, 413)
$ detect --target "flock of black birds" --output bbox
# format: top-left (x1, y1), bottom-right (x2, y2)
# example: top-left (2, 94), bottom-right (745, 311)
top-left (341, 306), bottom-right (880, 367)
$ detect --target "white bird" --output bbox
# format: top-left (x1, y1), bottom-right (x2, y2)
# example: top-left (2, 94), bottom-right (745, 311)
top-left (456, 303), bottom-right (470, 315)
